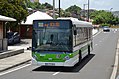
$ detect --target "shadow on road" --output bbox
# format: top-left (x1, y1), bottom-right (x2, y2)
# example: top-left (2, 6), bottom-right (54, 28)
top-left (32, 54), bottom-right (95, 73)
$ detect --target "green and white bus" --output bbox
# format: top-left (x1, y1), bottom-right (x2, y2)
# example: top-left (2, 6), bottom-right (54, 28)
top-left (32, 18), bottom-right (93, 67)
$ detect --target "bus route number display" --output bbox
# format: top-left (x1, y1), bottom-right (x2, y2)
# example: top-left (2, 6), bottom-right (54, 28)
top-left (38, 22), bottom-right (60, 27)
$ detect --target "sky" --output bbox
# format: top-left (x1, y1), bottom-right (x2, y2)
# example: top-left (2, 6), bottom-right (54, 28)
top-left (39, 0), bottom-right (119, 11)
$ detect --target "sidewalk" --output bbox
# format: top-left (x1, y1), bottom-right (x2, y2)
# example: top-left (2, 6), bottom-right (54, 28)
top-left (0, 50), bottom-right (31, 72)
top-left (0, 39), bottom-right (32, 72)
top-left (8, 39), bottom-right (32, 50)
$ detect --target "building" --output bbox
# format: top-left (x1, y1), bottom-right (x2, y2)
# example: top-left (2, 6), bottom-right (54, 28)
top-left (0, 15), bottom-right (16, 52)
top-left (20, 11), bottom-right (53, 39)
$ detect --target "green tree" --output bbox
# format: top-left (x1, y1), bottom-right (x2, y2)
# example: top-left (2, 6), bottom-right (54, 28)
top-left (42, 2), bottom-right (53, 10)
top-left (26, 1), bottom-right (52, 10)
top-left (112, 17), bottom-right (119, 25)
top-left (0, 0), bottom-right (28, 31)
top-left (26, 0), bottom-right (41, 9)
top-left (65, 5), bottom-right (81, 14)
top-left (65, 5), bottom-right (81, 19)
top-left (0, 0), bottom-right (28, 23)
top-left (63, 12), bottom-right (71, 17)
top-left (91, 10), bottom-right (119, 26)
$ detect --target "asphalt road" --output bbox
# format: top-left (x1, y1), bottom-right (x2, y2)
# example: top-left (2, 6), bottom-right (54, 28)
top-left (0, 28), bottom-right (119, 79)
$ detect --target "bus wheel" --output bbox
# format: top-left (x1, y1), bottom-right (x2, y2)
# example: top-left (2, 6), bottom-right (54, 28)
top-left (88, 45), bottom-right (90, 55)
top-left (79, 50), bottom-right (82, 62)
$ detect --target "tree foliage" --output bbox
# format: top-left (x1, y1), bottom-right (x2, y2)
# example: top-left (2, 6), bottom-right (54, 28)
top-left (42, 2), bottom-right (53, 10)
top-left (65, 5), bottom-right (81, 14)
top-left (0, 0), bottom-right (28, 31)
top-left (27, 0), bottom-right (52, 10)
top-left (62, 12), bottom-right (71, 17)
top-left (26, 0), bottom-right (42, 9)
top-left (26, 2), bottom-right (81, 18)
top-left (90, 10), bottom-right (119, 25)
top-left (0, 0), bottom-right (28, 23)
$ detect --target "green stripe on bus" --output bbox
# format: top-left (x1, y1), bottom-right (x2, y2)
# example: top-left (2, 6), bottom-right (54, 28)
top-left (32, 44), bottom-right (89, 62)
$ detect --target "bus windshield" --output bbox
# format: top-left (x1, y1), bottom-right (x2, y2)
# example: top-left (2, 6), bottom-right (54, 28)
top-left (33, 20), bottom-right (72, 52)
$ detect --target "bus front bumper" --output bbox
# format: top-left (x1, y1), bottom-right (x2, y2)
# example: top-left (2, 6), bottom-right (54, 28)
top-left (32, 55), bottom-right (79, 67)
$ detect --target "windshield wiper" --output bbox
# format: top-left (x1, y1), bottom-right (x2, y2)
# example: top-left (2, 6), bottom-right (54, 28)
top-left (56, 42), bottom-right (70, 51)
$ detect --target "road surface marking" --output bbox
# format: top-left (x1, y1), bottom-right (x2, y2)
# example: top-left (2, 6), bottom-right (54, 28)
top-left (95, 44), bottom-right (98, 46)
top-left (53, 72), bottom-right (60, 75)
top-left (110, 39), bottom-right (119, 79)
top-left (0, 64), bottom-right (31, 76)
top-left (114, 31), bottom-right (116, 33)
top-left (99, 41), bottom-right (102, 42)
top-left (93, 30), bottom-right (101, 37)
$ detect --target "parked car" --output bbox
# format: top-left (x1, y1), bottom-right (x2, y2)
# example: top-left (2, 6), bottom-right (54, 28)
top-left (103, 26), bottom-right (110, 32)
top-left (6, 31), bottom-right (21, 45)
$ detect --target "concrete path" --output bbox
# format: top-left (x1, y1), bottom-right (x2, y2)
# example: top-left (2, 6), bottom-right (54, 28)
top-left (0, 39), bottom-right (32, 72)
top-left (0, 50), bottom-right (31, 72)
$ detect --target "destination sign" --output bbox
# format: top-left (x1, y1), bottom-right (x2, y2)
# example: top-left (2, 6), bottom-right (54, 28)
top-left (38, 22), bottom-right (60, 27)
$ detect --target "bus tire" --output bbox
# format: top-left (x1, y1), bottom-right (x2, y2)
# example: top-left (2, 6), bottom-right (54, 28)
top-left (79, 50), bottom-right (82, 62)
top-left (88, 45), bottom-right (90, 55)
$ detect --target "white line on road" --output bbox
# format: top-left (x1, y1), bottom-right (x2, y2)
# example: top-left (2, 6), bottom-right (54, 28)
top-left (99, 41), bottom-right (102, 43)
top-left (0, 64), bottom-right (31, 76)
top-left (95, 44), bottom-right (98, 46)
top-left (110, 39), bottom-right (119, 79)
top-left (53, 72), bottom-right (60, 75)
top-left (93, 29), bottom-right (102, 37)
top-left (114, 31), bottom-right (116, 33)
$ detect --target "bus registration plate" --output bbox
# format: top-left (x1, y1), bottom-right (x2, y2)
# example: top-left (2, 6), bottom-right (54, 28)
top-left (45, 63), bottom-right (55, 66)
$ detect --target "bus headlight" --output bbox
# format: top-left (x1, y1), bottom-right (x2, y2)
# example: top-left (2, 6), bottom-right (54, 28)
top-left (64, 55), bottom-right (70, 60)
top-left (33, 54), bottom-right (38, 60)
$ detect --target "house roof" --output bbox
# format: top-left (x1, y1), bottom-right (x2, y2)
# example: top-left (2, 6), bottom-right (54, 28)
top-left (0, 15), bottom-right (16, 21)
top-left (21, 11), bottom-right (53, 25)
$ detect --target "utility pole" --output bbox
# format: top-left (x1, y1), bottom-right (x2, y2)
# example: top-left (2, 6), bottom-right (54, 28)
top-left (59, 0), bottom-right (61, 17)
top-left (83, 4), bottom-right (88, 18)
top-left (53, 0), bottom-right (55, 19)
top-left (87, 0), bottom-right (90, 22)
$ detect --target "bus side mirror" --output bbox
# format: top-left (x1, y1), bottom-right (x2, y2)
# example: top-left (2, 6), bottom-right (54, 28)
top-left (74, 30), bottom-right (77, 35)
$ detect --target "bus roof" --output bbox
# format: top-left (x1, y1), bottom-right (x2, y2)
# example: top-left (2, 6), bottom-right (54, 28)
top-left (57, 17), bottom-right (92, 27)
top-left (33, 17), bottom-right (92, 28)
